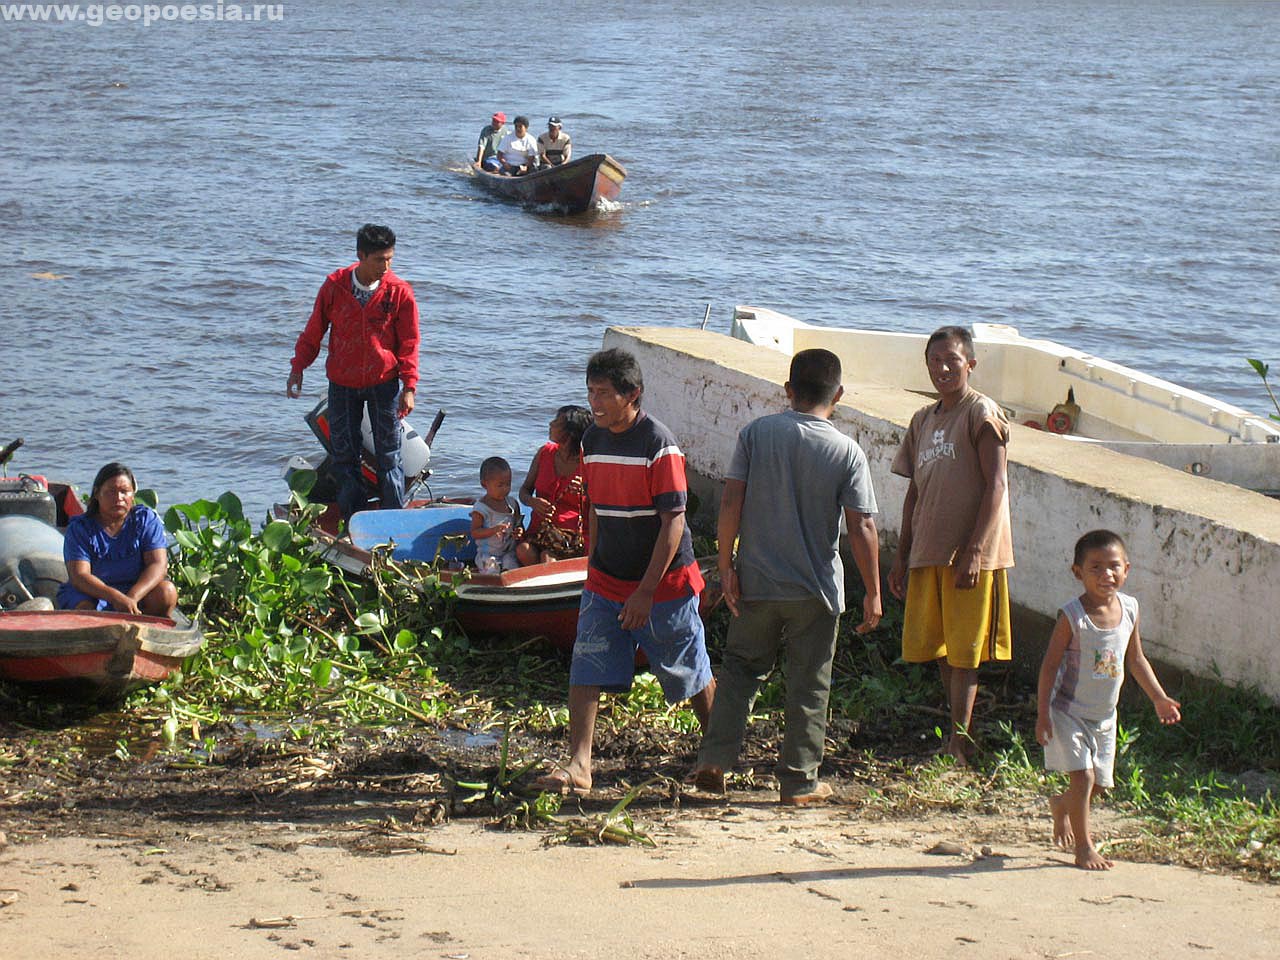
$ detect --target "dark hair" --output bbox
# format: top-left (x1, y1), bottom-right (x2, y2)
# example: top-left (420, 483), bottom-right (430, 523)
top-left (356, 223), bottom-right (396, 256)
top-left (87, 462), bottom-right (137, 517)
top-left (789, 348), bottom-right (842, 406)
top-left (1073, 529), bottom-right (1127, 566)
top-left (480, 456), bottom-right (511, 483)
top-left (925, 325), bottom-right (975, 361)
top-left (514, 115), bottom-right (529, 127)
top-left (585, 348), bottom-right (644, 402)
top-left (555, 404), bottom-right (592, 455)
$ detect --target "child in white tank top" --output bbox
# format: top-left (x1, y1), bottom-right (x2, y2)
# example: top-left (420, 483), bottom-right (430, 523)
top-left (1036, 530), bottom-right (1182, 871)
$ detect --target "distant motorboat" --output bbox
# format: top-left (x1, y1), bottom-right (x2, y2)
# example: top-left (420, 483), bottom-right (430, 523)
top-left (469, 153), bottom-right (626, 215)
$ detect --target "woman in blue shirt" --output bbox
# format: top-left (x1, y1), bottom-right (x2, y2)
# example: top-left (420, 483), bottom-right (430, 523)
top-left (57, 462), bottom-right (177, 617)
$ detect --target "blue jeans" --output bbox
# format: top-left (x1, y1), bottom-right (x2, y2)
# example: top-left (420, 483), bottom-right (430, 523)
top-left (327, 378), bottom-right (404, 519)
top-left (569, 589), bottom-right (712, 703)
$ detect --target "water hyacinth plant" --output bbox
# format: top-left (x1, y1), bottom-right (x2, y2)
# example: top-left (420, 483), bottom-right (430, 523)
top-left (155, 471), bottom-right (463, 733)
top-left (1247, 358), bottom-right (1280, 421)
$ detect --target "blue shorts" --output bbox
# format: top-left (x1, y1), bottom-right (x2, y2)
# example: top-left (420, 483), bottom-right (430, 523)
top-left (57, 582), bottom-right (109, 611)
top-left (569, 588), bottom-right (712, 703)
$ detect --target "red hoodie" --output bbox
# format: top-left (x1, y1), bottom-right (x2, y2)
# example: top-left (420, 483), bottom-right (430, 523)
top-left (290, 265), bottom-right (420, 391)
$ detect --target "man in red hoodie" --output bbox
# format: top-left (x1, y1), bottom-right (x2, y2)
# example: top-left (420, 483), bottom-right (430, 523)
top-left (287, 224), bottom-right (420, 520)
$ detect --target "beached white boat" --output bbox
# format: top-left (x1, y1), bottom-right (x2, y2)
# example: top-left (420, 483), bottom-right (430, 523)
top-left (599, 320), bottom-right (1280, 702)
top-left (731, 306), bottom-right (1280, 495)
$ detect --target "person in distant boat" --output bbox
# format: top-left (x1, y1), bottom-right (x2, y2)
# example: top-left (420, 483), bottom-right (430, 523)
top-left (474, 111), bottom-right (507, 172)
top-left (287, 223), bottom-right (421, 521)
top-left (516, 404), bottom-right (591, 565)
top-left (537, 116), bottom-right (572, 166)
top-left (57, 462), bottom-right (177, 618)
top-left (497, 116), bottom-right (539, 175)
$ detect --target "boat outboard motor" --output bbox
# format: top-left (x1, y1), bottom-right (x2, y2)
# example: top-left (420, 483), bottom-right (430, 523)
top-left (302, 399), bottom-right (437, 501)
top-left (0, 515), bottom-right (67, 609)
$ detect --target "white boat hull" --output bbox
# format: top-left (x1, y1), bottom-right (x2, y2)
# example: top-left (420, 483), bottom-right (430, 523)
top-left (600, 322), bottom-right (1280, 703)
top-left (731, 306), bottom-right (1280, 494)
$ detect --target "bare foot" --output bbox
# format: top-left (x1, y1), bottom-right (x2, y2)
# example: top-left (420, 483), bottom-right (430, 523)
top-left (531, 765), bottom-right (591, 796)
top-left (945, 736), bottom-right (971, 768)
top-left (1049, 794), bottom-right (1074, 848)
top-left (1074, 844), bottom-right (1114, 871)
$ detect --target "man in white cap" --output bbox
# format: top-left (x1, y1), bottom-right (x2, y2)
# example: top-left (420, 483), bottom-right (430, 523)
top-left (537, 116), bottom-right (572, 166)
top-left (475, 111), bottom-right (507, 172)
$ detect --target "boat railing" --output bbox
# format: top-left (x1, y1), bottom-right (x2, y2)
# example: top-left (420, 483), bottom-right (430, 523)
top-left (1055, 355), bottom-right (1280, 444)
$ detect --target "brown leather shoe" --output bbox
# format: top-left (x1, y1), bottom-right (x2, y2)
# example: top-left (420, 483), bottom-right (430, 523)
top-left (779, 781), bottom-right (834, 805)
top-left (692, 766), bottom-right (726, 794)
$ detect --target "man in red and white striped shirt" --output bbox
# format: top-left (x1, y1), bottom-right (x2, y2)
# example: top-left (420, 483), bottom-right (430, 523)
top-left (533, 348), bottom-right (715, 795)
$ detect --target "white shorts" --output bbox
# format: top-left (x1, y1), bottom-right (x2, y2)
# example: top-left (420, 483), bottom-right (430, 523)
top-left (1043, 707), bottom-right (1117, 788)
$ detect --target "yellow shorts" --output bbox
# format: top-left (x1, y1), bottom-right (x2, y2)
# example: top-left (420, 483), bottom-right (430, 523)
top-left (902, 566), bottom-right (1012, 668)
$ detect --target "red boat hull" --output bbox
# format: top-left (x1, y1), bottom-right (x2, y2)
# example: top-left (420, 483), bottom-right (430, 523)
top-left (282, 505), bottom-right (721, 654)
top-left (444, 558), bottom-right (590, 650)
top-left (0, 609), bottom-right (204, 701)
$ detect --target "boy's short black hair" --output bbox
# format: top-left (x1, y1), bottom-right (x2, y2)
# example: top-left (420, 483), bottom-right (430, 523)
top-left (789, 348), bottom-right (842, 406)
top-left (585, 348), bottom-right (644, 402)
top-left (480, 456), bottom-right (511, 482)
top-left (356, 223), bottom-right (396, 256)
top-left (1074, 529), bottom-right (1127, 566)
top-left (925, 325), bottom-right (975, 361)
top-left (514, 115), bottom-right (530, 127)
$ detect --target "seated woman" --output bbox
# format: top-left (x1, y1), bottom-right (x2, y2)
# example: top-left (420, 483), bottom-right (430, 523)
top-left (516, 405), bottom-right (591, 565)
top-left (57, 462), bottom-right (178, 617)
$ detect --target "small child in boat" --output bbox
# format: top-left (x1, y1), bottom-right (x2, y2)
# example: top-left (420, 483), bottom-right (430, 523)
top-left (471, 456), bottom-right (521, 573)
top-left (1037, 529), bottom-right (1181, 870)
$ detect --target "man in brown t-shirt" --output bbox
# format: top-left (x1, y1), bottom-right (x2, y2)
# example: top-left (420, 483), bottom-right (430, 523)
top-left (888, 326), bottom-right (1014, 766)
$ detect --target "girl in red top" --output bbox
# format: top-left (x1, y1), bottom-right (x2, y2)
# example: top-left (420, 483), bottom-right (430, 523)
top-left (516, 405), bottom-right (592, 565)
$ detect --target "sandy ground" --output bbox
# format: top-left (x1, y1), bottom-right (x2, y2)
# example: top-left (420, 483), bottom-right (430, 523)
top-left (3, 799), bottom-right (1278, 960)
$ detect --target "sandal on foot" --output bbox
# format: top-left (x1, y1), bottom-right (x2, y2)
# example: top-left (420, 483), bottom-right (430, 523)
top-left (531, 769), bottom-right (590, 797)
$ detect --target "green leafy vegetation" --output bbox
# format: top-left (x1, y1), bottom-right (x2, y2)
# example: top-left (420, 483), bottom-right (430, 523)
top-left (1247, 358), bottom-right (1280, 422)
top-left (1, 487), bottom-right (1277, 868)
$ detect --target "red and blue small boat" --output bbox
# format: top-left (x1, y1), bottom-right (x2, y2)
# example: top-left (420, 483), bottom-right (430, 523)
top-left (0, 438), bottom-right (204, 701)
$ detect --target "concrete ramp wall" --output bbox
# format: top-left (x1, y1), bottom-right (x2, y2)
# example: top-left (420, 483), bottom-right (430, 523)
top-left (604, 326), bottom-right (1280, 702)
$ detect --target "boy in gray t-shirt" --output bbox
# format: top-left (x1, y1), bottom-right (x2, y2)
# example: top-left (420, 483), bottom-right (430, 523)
top-left (1037, 530), bottom-right (1181, 870)
top-left (693, 349), bottom-right (882, 804)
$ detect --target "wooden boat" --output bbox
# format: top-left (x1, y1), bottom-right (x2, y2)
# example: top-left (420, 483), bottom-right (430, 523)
top-left (0, 609), bottom-right (204, 701)
top-left (0, 441), bottom-right (204, 701)
top-left (283, 503), bottom-right (718, 652)
top-left (280, 500), bottom-right (588, 649)
top-left (469, 153), bottom-right (627, 215)
top-left (600, 323), bottom-right (1280, 702)
top-left (732, 306), bottom-right (1280, 495)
